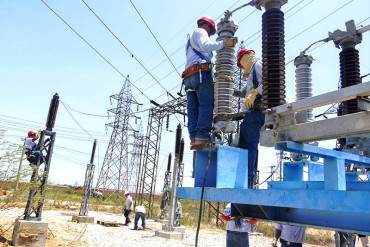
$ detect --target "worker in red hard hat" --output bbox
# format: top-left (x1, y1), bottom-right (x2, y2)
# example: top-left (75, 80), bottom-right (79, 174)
top-left (236, 48), bottom-right (265, 189)
top-left (24, 130), bottom-right (42, 166)
top-left (182, 16), bottom-right (238, 150)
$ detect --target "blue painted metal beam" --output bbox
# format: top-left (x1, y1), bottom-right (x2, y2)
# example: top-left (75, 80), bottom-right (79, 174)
top-left (268, 181), bottom-right (370, 191)
top-left (177, 187), bottom-right (370, 234)
top-left (177, 187), bottom-right (370, 214)
top-left (275, 141), bottom-right (370, 167)
top-left (230, 204), bottom-right (370, 235)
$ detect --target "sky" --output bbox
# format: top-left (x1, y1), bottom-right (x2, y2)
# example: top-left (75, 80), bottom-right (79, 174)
top-left (0, 0), bottom-right (369, 191)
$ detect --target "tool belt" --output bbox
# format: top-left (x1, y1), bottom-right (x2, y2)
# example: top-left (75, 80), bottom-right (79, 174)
top-left (182, 63), bottom-right (212, 79)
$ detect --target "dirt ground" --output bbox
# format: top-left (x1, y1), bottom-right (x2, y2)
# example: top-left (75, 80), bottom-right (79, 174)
top-left (0, 208), bottom-right (320, 247)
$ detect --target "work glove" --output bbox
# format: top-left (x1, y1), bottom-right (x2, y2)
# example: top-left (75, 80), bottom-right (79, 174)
top-left (224, 37), bottom-right (238, 48)
top-left (245, 89), bottom-right (258, 109)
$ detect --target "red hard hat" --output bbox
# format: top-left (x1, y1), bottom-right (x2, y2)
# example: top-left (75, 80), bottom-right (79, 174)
top-left (237, 48), bottom-right (255, 68)
top-left (28, 131), bottom-right (37, 138)
top-left (197, 16), bottom-right (216, 35)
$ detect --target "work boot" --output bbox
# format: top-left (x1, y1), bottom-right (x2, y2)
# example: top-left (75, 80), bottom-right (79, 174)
top-left (190, 140), bottom-right (211, 150)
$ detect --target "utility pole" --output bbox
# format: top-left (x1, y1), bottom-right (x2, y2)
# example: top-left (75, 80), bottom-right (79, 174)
top-left (14, 141), bottom-right (25, 192)
top-left (72, 139), bottom-right (97, 224)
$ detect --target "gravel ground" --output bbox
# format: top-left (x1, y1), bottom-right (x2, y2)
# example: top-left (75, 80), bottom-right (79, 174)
top-left (0, 208), bottom-right (317, 247)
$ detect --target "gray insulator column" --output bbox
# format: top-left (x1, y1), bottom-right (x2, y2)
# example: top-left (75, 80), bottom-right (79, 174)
top-left (294, 54), bottom-right (313, 123)
top-left (214, 18), bottom-right (238, 133)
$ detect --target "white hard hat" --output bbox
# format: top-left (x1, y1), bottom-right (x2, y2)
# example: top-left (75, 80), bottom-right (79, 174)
top-left (124, 191), bottom-right (129, 195)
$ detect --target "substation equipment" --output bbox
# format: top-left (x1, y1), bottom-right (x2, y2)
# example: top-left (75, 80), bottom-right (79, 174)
top-left (177, 0), bottom-right (370, 235)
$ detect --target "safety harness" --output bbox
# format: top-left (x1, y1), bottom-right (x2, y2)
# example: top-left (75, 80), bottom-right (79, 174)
top-left (183, 39), bottom-right (212, 93)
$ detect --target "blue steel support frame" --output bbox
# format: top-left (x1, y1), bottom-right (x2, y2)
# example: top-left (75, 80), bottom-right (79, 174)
top-left (177, 141), bottom-right (370, 234)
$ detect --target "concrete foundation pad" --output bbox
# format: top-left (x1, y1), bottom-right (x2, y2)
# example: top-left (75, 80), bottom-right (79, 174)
top-left (155, 230), bottom-right (184, 240)
top-left (173, 226), bottom-right (186, 233)
top-left (71, 215), bottom-right (95, 224)
top-left (157, 219), bottom-right (168, 224)
top-left (161, 224), bottom-right (186, 233)
top-left (12, 219), bottom-right (48, 247)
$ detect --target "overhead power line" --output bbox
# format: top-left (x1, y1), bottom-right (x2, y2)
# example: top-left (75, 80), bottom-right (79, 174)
top-left (129, 0), bottom-right (182, 78)
top-left (39, 0), bottom-right (151, 101)
top-left (286, 0), bottom-right (355, 43)
top-left (63, 103), bottom-right (109, 118)
top-left (285, 14), bottom-right (368, 66)
top-left (80, 0), bottom-right (175, 99)
top-left (129, 0), bottom-right (243, 92)
top-left (60, 101), bottom-right (95, 140)
top-left (0, 115), bottom-right (107, 137)
top-left (239, 9), bottom-right (258, 24)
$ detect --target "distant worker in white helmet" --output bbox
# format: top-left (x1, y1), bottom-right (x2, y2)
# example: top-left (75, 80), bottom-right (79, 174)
top-left (182, 16), bottom-right (237, 150)
top-left (221, 203), bottom-right (256, 247)
top-left (123, 191), bottom-right (133, 226)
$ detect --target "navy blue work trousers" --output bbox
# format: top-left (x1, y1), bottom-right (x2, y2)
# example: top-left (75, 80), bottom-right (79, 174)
top-left (226, 231), bottom-right (249, 247)
top-left (238, 111), bottom-right (265, 188)
top-left (184, 71), bottom-right (214, 141)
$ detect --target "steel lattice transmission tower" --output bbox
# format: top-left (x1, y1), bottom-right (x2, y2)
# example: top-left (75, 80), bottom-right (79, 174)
top-left (134, 97), bottom-right (186, 217)
top-left (128, 121), bottom-right (144, 193)
top-left (96, 77), bottom-right (140, 192)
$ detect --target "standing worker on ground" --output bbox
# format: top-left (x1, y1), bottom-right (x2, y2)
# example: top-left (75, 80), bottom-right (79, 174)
top-left (182, 16), bottom-right (237, 150)
top-left (123, 191), bottom-right (133, 226)
top-left (221, 203), bottom-right (256, 247)
top-left (272, 223), bottom-right (306, 247)
top-left (236, 48), bottom-right (265, 188)
top-left (174, 198), bottom-right (182, 227)
top-left (133, 204), bottom-right (146, 230)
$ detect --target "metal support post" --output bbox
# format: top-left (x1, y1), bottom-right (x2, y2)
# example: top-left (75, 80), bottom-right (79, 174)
top-left (23, 93), bottom-right (59, 220)
top-left (79, 139), bottom-right (97, 216)
top-left (167, 125), bottom-right (182, 231)
top-left (159, 153), bottom-right (172, 219)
